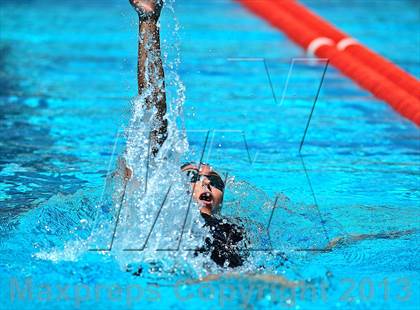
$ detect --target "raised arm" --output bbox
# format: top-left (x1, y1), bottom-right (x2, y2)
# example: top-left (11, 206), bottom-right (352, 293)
top-left (130, 0), bottom-right (167, 156)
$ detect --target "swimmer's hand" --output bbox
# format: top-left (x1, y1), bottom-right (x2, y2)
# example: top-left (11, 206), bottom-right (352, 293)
top-left (124, 165), bottom-right (133, 181)
top-left (115, 157), bottom-right (133, 181)
top-left (129, 0), bottom-right (163, 21)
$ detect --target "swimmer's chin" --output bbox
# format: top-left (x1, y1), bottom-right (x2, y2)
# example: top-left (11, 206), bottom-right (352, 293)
top-left (199, 207), bottom-right (212, 216)
top-left (196, 201), bottom-right (214, 215)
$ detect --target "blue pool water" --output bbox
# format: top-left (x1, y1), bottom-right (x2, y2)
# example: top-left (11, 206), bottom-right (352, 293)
top-left (1, 0), bottom-right (419, 309)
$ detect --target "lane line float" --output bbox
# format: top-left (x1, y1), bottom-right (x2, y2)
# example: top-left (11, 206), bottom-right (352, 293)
top-left (272, 0), bottom-right (420, 100)
top-left (237, 0), bottom-right (420, 125)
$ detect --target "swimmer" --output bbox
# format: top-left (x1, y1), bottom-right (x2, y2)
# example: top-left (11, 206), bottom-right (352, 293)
top-left (127, 0), bottom-right (247, 268)
top-left (181, 163), bottom-right (248, 268)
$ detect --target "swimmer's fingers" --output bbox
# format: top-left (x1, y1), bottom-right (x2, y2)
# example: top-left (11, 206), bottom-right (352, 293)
top-left (129, 0), bottom-right (163, 21)
top-left (124, 165), bottom-right (133, 180)
top-left (114, 157), bottom-right (133, 181)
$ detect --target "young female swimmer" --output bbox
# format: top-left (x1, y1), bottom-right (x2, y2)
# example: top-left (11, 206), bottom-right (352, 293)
top-left (127, 0), bottom-right (246, 268)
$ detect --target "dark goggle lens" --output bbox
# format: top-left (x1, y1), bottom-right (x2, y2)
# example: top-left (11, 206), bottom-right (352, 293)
top-left (207, 175), bottom-right (225, 192)
top-left (186, 170), bottom-right (225, 192)
top-left (187, 170), bottom-right (200, 183)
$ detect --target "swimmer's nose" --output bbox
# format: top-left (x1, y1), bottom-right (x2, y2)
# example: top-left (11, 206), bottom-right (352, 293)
top-left (202, 177), bottom-right (211, 188)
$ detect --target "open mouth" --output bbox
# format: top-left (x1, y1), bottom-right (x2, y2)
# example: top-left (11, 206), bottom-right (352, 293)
top-left (199, 192), bottom-right (213, 205)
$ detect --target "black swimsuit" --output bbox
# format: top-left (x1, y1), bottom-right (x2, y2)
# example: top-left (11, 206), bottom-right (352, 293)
top-left (195, 213), bottom-right (247, 268)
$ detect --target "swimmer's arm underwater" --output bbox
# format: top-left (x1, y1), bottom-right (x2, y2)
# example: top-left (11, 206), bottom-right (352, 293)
top-left (323, 229), bottom-right (415, 251)
top-left (131, 0), bottom-right (168, 156)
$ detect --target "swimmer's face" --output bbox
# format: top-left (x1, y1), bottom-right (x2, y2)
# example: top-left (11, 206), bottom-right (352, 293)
top-left (181, 164), bottom-right (224, 215)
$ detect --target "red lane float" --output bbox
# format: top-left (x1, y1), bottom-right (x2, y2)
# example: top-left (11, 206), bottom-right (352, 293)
top-left (237, 0), bottom-right (420, 125)
top-left (273, 0), bottom-right (420, 100)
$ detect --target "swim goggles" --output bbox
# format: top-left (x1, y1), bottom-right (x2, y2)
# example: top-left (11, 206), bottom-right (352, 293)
top-left (182, 166), bottom-right (225, 192)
